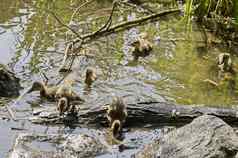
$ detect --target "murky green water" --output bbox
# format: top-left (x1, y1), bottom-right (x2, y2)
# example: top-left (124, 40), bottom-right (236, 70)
top-left (0, 0), bottom-right (237, 157)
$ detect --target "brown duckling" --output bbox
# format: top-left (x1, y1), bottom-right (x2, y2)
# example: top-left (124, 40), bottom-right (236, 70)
top-left (57, 97), bottom-right (77, 115)
top-left (85, 67), bottom-right (97, 87)
top-left (57, 97), bottom-right (69, 115)
top-left (131, 33), bottom-right (153, 61)
top-left (217, 53), bottom-right (232, 72)
top-left (106, 96), bottom-right (127, 138)
top-left (27, 81), bottom-right (58, 100)
top-left (55, 79), bottom-right (84, 102)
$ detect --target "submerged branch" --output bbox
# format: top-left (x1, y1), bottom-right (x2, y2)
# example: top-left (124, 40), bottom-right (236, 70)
top-left (6, 105), bottom-right (17, 121)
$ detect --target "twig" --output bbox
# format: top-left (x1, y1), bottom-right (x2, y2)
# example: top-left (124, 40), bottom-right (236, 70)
top-left (57, 40), bottom-right (84, 85)
top-left (119, 1), bottom-right (155, 14)
top-left (39, 70), bottom-right (49, 85)
top-left (59, 42), bottom-right (73, 72)
top-left (11, 127), bottom-right (26, 131)
top-left (94, 0), bottom-right (117, 34)
top-left (70, 0), bottom-right (95, 22)
top-left (6, 105), bottom-right (17, 121)
top-left (48, 10), bottom-right (82, 40)
top-left (203, 79), bottom-right (219, 87)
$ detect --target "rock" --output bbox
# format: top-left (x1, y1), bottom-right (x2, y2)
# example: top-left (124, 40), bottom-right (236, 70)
top-left (0, 65), bottom-right (21, 97)
top-left (135, 115), bottom-right (238, 158)
top-left (9, 133), bottom-right (107, 158)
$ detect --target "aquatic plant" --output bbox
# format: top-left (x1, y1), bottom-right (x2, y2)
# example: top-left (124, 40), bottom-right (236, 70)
top-left (184, 0), bottom-right (235, 22)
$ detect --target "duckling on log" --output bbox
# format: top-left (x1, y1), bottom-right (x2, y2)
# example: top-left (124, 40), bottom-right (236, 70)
top-left (27, 81), bottom-right (58, 101)
top-left (106, 96), bottom-right (127, 138)
top-left (57, 97), bottom-right (69, 115)
top-left (55, 79), bottom-right (84, 102)
top-left (57, 97), bottom-right (77, 115)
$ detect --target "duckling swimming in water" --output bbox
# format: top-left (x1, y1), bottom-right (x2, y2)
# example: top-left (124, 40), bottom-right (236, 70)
top-left (217, 53), bottom-right (232, 73)
top-left (85, 67), bottom-right (97, 87)
top-left (131, 32), bottom-right (153, 61)
top-left (106, 96), bottom-right (127, 138)
top-left (27, 81), bottom-right (58, 100)
top-left (204, 53), bottom-right (236, 87)
top-left (217, 53), bottom-right (236, 80)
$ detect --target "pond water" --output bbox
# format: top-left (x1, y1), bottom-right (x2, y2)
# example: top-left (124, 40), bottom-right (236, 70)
top-left (0, 0), bottom-right (237, 157)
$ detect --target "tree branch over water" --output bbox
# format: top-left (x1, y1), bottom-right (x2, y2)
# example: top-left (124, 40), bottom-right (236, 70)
top-left (74, 8), bottom-right (180, 45)
top-left (48, 10), bottom-right (83, 40)
top-left (50, 6), bottom-right (180, 83)
top-left (70, 0), bottom-right (95, 23)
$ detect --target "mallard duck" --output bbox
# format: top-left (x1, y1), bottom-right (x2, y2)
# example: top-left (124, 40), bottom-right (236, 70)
top-left (131, 32), bottom-right (153, 61)
top-left (106, 96), bottom-right (127, 138)
top-left (55, 79), bottom-right (84, 102)
top-left (85, 67), bottom-right (97, 87)
top-left (217, 53), bottom-right (232, 72)
top-left (27, 81), bottom-right (58, 100)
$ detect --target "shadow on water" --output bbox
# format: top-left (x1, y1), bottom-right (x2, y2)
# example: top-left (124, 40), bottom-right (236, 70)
top-left (0, 0), bottom-right (237, 157)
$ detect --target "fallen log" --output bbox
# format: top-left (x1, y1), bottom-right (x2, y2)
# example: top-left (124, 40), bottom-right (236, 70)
top-left (30, 101), bottom-right (238, 127)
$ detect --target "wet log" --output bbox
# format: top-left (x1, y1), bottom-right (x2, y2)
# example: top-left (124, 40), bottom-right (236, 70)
top-left (83, 102), bottom-right (238, 127)
top-left (30, 101), bottom-right (238, 127)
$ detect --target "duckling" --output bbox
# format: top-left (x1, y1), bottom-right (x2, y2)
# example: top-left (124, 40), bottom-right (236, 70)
top-left (27, 81), bottom-right (58, 100)
top-left (106, 96), bottom-right (127, 138)
top-left (217, 53), bottom-right (232, 72)
top-left (57, 97), bottom-right (69, 115)
top-left (55, 79), bottom-right (84, 102)
top-left (131, 32), bottom-right (153, 61)
top-left (85, 67), bottom-right (97, 87)
top-left (57, 97), bottom-right (77, 115)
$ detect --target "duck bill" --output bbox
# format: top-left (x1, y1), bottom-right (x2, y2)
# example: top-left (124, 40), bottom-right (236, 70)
top-left (92, 74), bottom-right (97, 81)
top-left (26, 86), bottom-right (34, 94)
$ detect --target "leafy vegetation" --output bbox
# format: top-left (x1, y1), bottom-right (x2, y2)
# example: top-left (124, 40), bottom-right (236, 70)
top-left (184, 0), bottom-right (236, 24)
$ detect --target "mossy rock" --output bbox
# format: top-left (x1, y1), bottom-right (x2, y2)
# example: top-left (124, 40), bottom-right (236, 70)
top-left (0, 64), bottom-right (21, 97)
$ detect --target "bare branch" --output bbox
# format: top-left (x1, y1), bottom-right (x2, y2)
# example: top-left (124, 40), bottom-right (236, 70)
top-left (57, 8), bottom-right (180, 85)
top-left (73, 8), bottom-right (180, 44)
top-left (70, 0), bottom-right (95, 22)
top-left (6, 105), bottom-right (17, 121)
top-left (48, 10), bottom-right (82, 40)
top-left (93, 0), bottom-right (117, 34)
